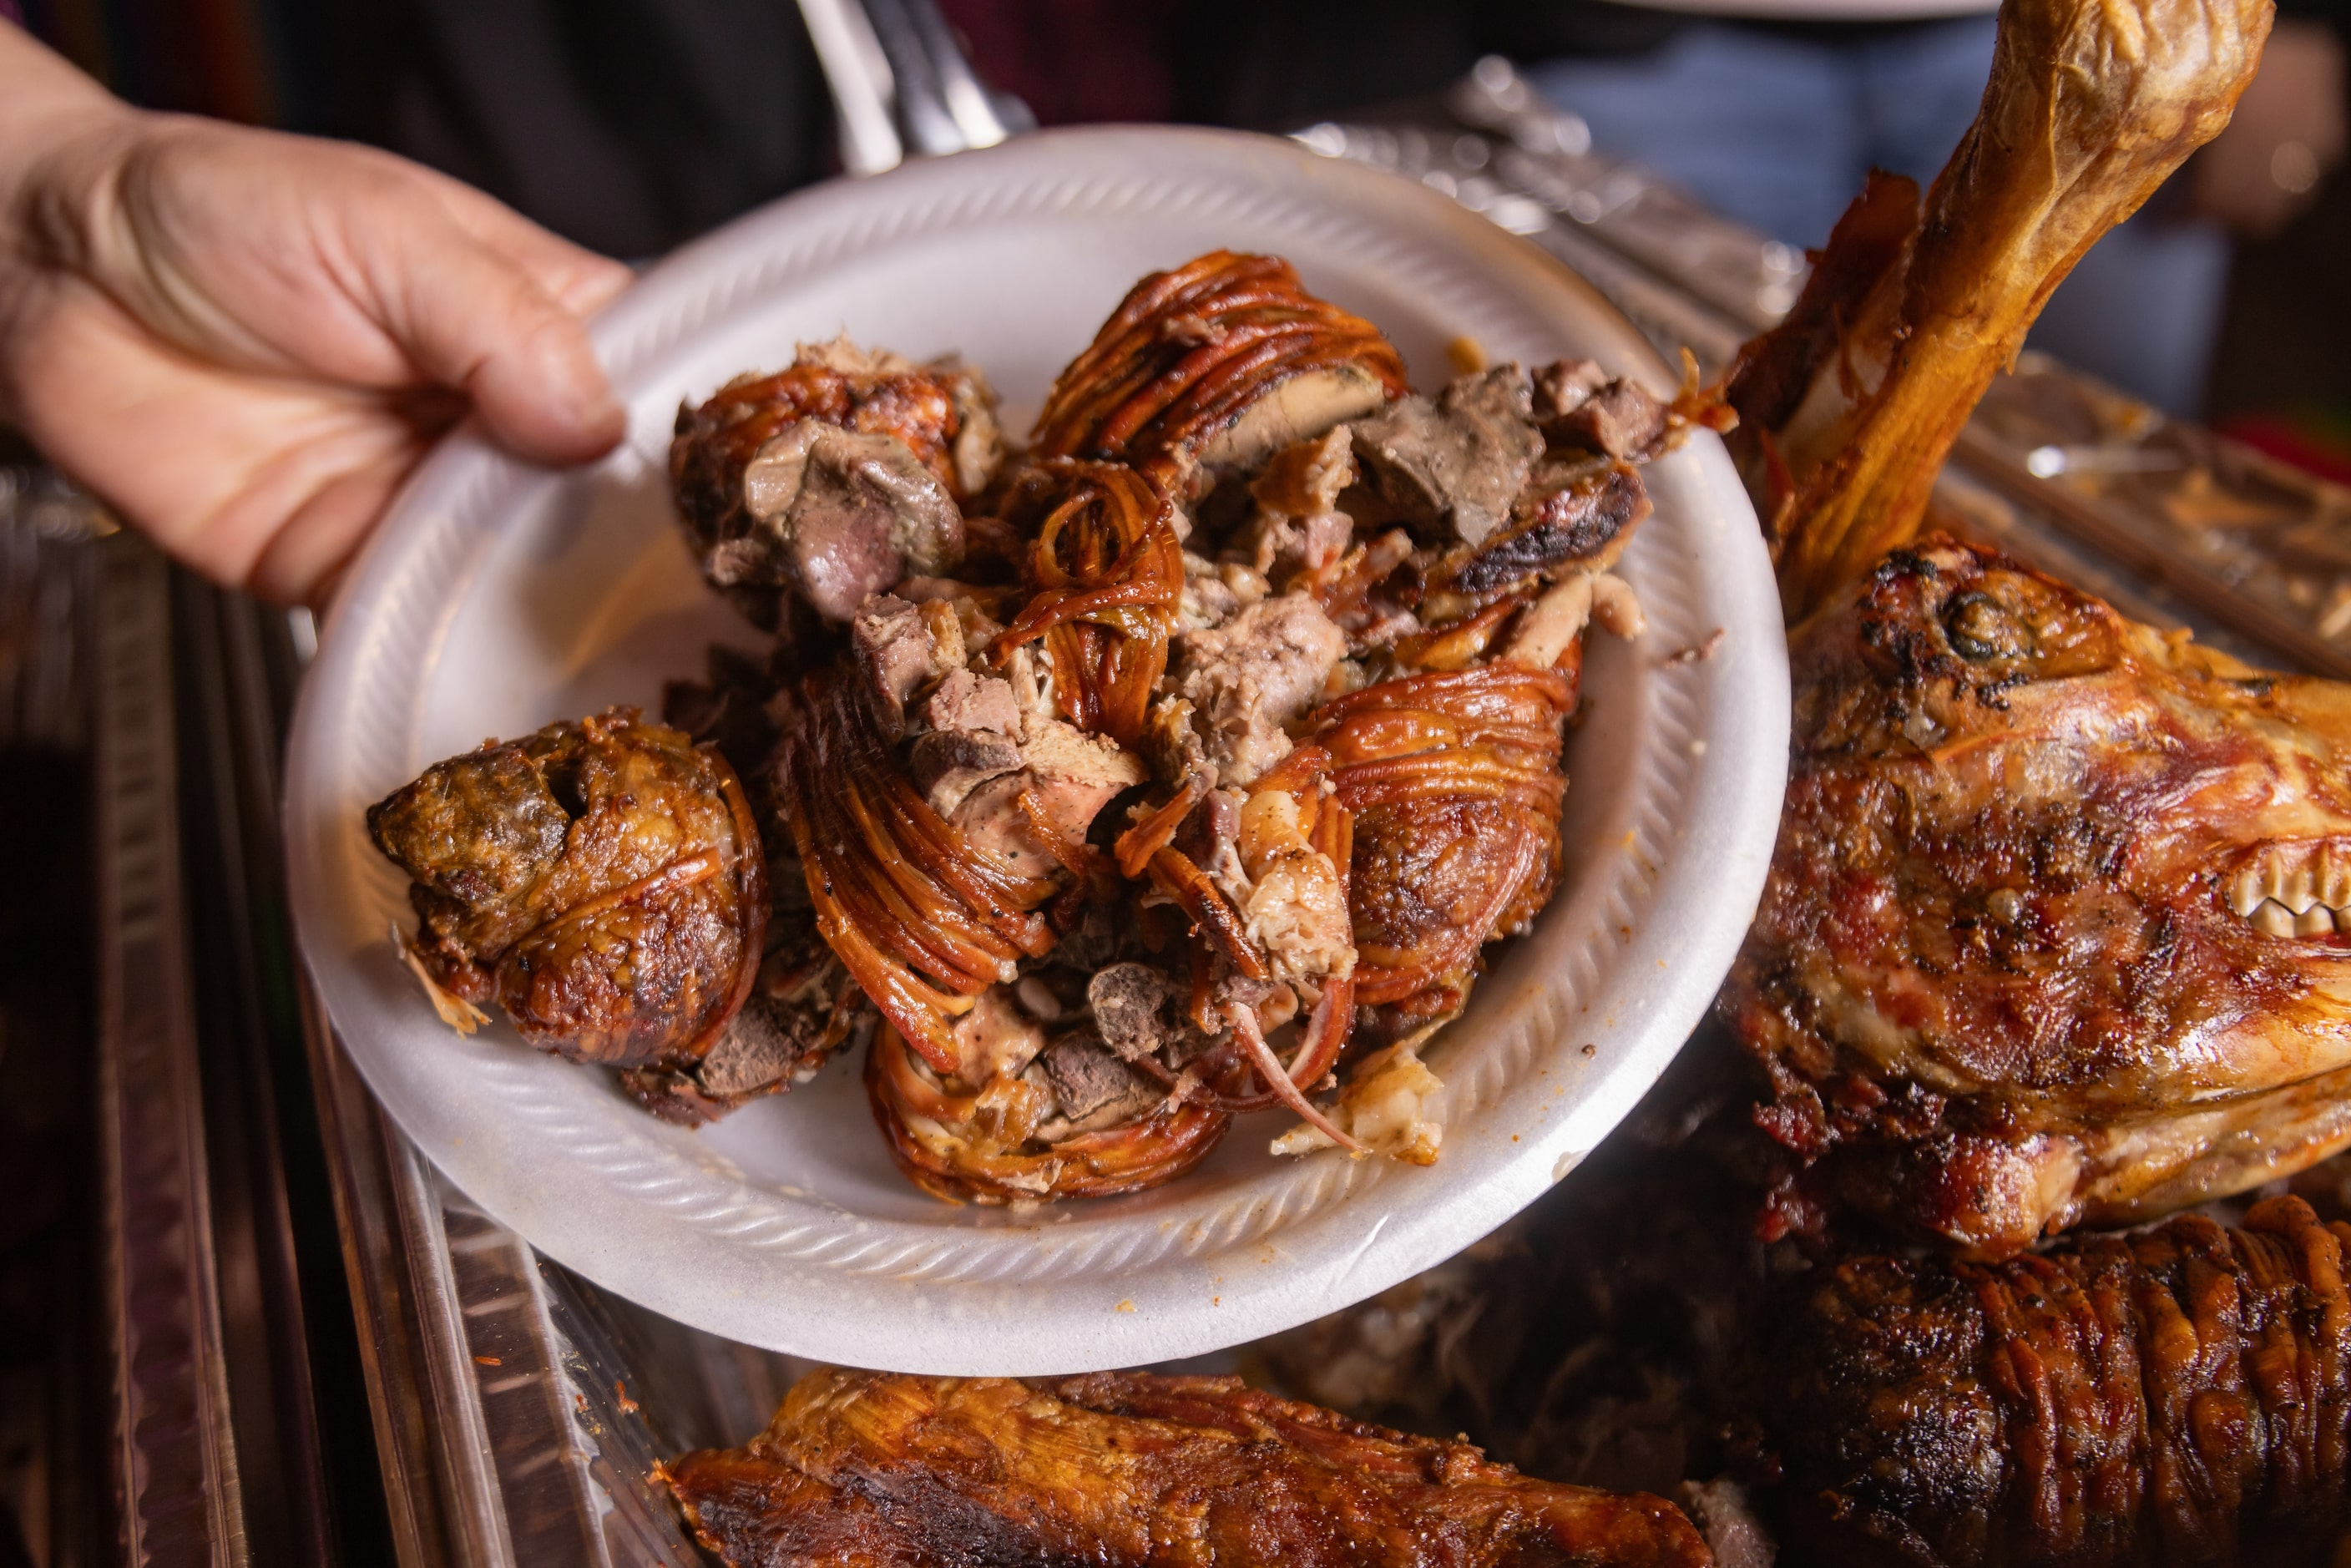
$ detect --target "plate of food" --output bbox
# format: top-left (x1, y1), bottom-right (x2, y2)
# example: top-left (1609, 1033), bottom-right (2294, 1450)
top-left (282, 124), bottom-right (1788, 1373)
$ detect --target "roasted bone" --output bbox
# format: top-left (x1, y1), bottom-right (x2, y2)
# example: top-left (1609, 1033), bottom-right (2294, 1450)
top-left (1728, 0), bottom-right (2272, 619)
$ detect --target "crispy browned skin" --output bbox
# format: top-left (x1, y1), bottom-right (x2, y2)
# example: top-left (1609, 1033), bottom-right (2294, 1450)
top-left (672, 356), bottom-right (967, 530)
top-left (1317, 665), bottom-right (1576, 1029)
top-left (1727, 537), bottom-right (2351, 1256)
top-left (1732, 0), bottom-right (2273, 620)
top-left (864, 1021), bottom-right (1232, 1203)
top-left (668, 1369), bottom-right (1713, 1568)
top-left (1033, 250), bottom-right (1408, 494)
top-left (367, 708), bottom-right (765, 1070)
top-left (1762, 1195), bottom-right (2351, 1567)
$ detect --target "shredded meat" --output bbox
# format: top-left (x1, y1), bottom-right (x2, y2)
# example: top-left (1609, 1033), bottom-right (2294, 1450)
top-left (949, 714), bottom-right (1143, 878)
top-left (1039, 1029), bottom-right (1156, 1126)
top-left (908, 668), bottom-right (1024, 816)
top-left (1235, 787), bottom-right (1355, 985)
top-left (948, 983), bottom-right (1044, 1085)
top-left (1531, 357), bottom-right (1610, 424)
top-left (1547, 378), bottom-right (1670, 461)
top-left (1175, 594), bottom-right (1347, 787)
top-left (1087, 962), bottom-right (1185, 1062)
top-left (1347, 365), bottom-right (1545, 547)
top-left (850, 594), bottom-right (960, 729)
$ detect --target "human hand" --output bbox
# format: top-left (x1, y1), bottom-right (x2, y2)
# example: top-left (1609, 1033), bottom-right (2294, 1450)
top-left (2190, 18), bottom-right (2348, 239)
top-left (0, 24), bottom-right (633, 605)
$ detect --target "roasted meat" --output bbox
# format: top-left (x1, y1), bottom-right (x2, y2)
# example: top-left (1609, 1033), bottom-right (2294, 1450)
top-left (1729, 536), bottom-right (2351, 1255)
top-left (367, 708), bottom-right (767, 1079)
top-left (1727, 0), bottom-right (2272, 620)
top-left (1761, 1194), bottom-right (2351, 1568)
top-left (665, 1368), bottom-right (1713, 1568)
top-left (381, 250), bottom-right (1696, 1197)
top-left (987, 458), bottom-right (1187, 746)
top-left (1705, 0), bottom-right (2314, 1254)
top-left (1318, 666), bottom-right (1577, 1038)
top-left (867, 1014), bottom-right (1234, 1202)
top-left (1032, 250), bottom-right (1408, 496)
top-left (670, 336), bottom-right (1001, 625)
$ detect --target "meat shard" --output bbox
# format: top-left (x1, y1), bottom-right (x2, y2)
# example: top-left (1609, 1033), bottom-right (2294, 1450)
top-left (1348, 364), bottom-right (1545, 547)
top-left (666, 1369), bottom-right (1712, 1568)
top-left (1172, 592), bottom-right (1347, 787)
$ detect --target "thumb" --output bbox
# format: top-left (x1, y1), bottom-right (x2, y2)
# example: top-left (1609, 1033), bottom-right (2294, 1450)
top-left (372, 206), bottom-right (628, 466)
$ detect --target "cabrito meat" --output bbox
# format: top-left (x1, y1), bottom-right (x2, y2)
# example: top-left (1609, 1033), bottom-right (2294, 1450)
top-left (666, 1368), bottom-right (1712, 1568)
top-left (378, 251), bottom-right (1706, 1203)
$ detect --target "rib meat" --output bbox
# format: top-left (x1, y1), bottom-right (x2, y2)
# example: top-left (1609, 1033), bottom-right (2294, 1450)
top-left (1761, 1195), bottom-right (2351, 1567)
top-left (666, 1369), bottom-right (1712, 1568)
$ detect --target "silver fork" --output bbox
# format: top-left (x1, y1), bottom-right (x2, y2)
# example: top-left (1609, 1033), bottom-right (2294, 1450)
top-left (795, 0), bottom-right (1034, 175)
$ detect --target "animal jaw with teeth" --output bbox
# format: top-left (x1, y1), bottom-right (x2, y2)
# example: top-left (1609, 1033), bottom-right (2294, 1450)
top-left (1730, 538), bottom-right (2351, 1256)
top-left (2228, 842), bottom-right (2351, 936)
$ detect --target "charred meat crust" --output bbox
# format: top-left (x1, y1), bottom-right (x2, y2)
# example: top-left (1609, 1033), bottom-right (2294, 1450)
top-left (367, 708), bottom-right (767, 1073)
top-left (1762, 1196), bottom-right (2351, 1568)
top-left (667, 1369), bottom-right (1713, 1568)
top-left (1429, 462), bottom-right (1652, 599)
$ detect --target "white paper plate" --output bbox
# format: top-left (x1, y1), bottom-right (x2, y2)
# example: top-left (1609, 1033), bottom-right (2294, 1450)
top-left (284, 126), bottom-right (1788, 1374)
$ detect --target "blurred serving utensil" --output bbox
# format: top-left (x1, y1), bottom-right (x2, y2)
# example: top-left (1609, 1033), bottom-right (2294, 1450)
top-left (795, 0), bottom-right (1033, 175)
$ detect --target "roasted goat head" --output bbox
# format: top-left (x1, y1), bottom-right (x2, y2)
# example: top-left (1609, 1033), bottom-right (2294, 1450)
top-left (367, 709), bottom-right (771, 1087)
top-left (666, 1368), bottom-right (1713, 1568)
top-left (1718, 0), bottom-right (2286, 1252)
top-left (1734, 536), bottom-right (2351, 1254)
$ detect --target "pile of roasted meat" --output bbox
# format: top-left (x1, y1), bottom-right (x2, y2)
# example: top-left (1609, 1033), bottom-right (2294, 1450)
top-left (370, 251), bottom-right (1716, 1201)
